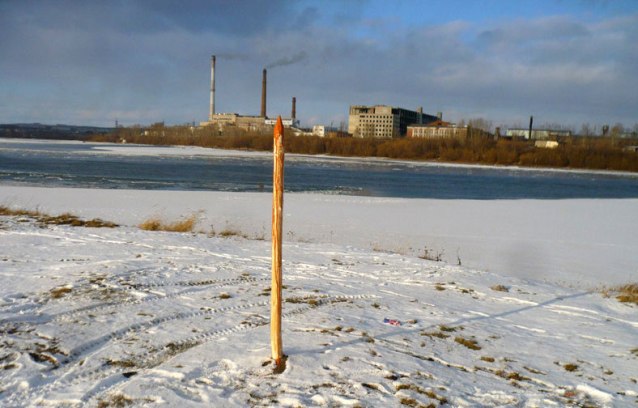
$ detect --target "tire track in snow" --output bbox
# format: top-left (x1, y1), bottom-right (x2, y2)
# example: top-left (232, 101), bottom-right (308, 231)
top-left (0, 276), bottom-right (267, 324)
top-left (1, 294), bottom-right (376, 405)
top-left (62, 299), bottom-right (272, 364)
top-left (0, 299), bottom-right (269, 406)
top-left (53, 276), bottom-right (267, 322)
top-left (82, 293), bottom-right (378, 404)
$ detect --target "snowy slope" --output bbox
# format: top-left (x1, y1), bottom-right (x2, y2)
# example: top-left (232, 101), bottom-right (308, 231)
top-left (1, 216), bottom-right (636, 407)
top-left (2, 185), bottom-right (637, 288)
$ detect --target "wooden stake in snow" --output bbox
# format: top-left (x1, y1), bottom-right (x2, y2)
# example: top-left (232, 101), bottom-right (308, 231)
top-left (271, 116), bottom-right (285, 367)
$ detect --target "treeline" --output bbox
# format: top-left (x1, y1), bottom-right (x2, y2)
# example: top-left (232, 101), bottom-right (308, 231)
top-left (89, 125), bottom-right (638, 172)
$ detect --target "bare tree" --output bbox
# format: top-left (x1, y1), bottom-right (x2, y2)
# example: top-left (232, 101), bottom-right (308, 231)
top-left (467, 118), bottom-right (493, 133)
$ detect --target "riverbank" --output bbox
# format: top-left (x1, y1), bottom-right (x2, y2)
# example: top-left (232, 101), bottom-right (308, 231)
top-left (2, 184), bottom-right (637, 288)
top-left (88, 126), bottom-right (638, 173)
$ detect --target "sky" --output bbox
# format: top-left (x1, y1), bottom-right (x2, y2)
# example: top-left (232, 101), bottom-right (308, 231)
top-left (1, 0), bottom-right (637, 130)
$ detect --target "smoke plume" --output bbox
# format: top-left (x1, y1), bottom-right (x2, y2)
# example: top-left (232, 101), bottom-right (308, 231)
top-left (266, 51), bottom-right (307, 69)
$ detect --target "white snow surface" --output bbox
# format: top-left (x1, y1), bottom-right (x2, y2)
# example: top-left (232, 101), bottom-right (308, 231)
top-left (0, 217), bottom-right (637, 407)
top-left (1, 185), bottom-right (637, 287)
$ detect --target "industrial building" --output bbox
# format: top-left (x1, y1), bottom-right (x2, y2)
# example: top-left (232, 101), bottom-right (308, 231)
top-left (200, 56), bottom-right (298, 131)
top-left (348, 105), bottom-right (439, 138)
top-left (407, 120), bottom-right (494, 139)
top-left (407, 120), bottom-right (468, 139)
top-left (506, 128), bottom-right (572, 140)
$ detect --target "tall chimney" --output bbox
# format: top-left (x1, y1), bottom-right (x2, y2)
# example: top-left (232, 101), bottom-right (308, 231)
top-left (261, 68), bottom-right (267, 118)
top-left (528, 115), bottom-right (534, 140)
top-left (291, 96), bottom-right (296, 122)
top-left (209, 55), bottom-right (216, 120)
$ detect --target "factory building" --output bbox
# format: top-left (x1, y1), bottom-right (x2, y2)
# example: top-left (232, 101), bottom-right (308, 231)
top-left (348, 105), bottom-right (439, 138)
top-left (407, 120), bottom-right (468, 139)
top-left (200, 56), bottom-right (298, 131)
top-left (506, 129), bottom-right (572, 140)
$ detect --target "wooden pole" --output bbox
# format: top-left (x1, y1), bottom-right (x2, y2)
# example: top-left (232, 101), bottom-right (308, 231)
top-left (271, 116), bottom-right (284, 366)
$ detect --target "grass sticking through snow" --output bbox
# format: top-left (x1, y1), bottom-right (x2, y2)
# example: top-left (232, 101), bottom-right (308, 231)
top-left (454, 336), bottom-right (481, 350)
top-left (615, 284), bottom-right (638, 304)
top-left (0, 206), bottom-right (117, 228)
top-left (602, 283), bottom-right (638, 305)
top-left (139, 215), bottom-right (196, 232)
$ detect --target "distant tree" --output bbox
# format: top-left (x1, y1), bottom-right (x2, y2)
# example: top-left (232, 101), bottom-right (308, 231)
top-left (579, 123), bottom-right (597, 137)
top-left (467, 118), bottom-right (493, 133)
top-left (610, 123), bottom-right (625, 138)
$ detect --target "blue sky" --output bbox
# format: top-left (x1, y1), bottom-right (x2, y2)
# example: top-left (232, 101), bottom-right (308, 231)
top-left (1, 0), bottom-right (637, 131)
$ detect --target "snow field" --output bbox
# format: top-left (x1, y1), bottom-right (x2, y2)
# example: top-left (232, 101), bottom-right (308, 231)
top-left (2, 185), bottom-right (638, 288)
top-left (1, 217), bottom-right (637, 407)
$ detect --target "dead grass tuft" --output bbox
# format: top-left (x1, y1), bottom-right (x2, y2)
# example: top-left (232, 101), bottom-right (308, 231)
top-left (0, 206), bottom-right (118, 228)
top-left (0, 206), bottom-right (42, 217)
top-left (50, 286), bottom-right (72, 299)
top-left (421, 331), bottom-right (449, 339)
top-left (218, 228), bottom-right (242, 237)
top-left (454, 336), bottom-right (481, 350)
top-left (396, 383), bottom-right (447, 404)
top-left (97, 393), bottom-right (134, 408)
top-left (490, 284), bottom-right (509, 292)
top-left (105, 359), bottom-right (136, 368)
top-left (614, 283), bottom-right (638, 304)
top-left (139, 215), bottom-right (196, 232)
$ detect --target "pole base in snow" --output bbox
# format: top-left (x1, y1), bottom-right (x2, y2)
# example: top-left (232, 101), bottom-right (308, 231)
top-left (272, 354), bottom-right (288, 374)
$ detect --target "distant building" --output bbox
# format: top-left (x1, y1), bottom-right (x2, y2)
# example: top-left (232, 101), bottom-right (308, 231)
top-left (506, 128), bottom-right (572, 140)
top-left (348, 105), bottom-right (438, 138)
top-left (534, 140), bottom-right (560, 149)
top-left (312, 125), bottom-right (338, 137)
top-left (407, 120), bottom-right (468, 139)
top-left (265, 118), bottom-right (299, 128)
top-left (200, 113), bottom-right (268, 131)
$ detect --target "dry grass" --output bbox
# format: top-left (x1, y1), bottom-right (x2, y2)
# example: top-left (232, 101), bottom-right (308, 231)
top-left (490, 284), bottom-right (509, 292)
top-left (0, 206), bottom-right (117, 228)
top-left (615, 284), bottom-right (638, 304)
top-left (218, 228), bottom-right (245, 238)
top-left (50, 286), bottom-right (73, 299)
top-left (105, 359), bottom-right (136, 368)
top-left (454, 336), bottom-right (481, 350)
top-left (0, 206), bottom-right (42, 217)
top-left (602, 283), bottom-right (638, 305)
top-left (139, 215), bottom-right (196, 232)
top-left (421, 331), bottom-right (450, 339)
top-left (396, 383), bottom-right (447, 404)
top-left (97, 393), bottom-right (134, 408)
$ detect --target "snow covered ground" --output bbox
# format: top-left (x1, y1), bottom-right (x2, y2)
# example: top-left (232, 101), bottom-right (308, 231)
top-left (1, 185), bottom-right (637, 288)
top-left (1, 185), bottom-right (637, 406)
top-left (0, 214), bottom-right (637, 407)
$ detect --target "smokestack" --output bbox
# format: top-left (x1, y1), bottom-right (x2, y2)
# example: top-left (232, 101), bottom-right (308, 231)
top-left (528, 115), bottom-right (534, 140)
top-left (261, 68), bottom-right (267, 118)
top-left (209, 55), bottom-right (216, 120)
top-left (291, 97), bottom-right (296, 121)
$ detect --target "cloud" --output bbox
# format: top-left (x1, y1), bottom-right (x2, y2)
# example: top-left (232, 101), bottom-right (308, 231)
top-left (0, 1), bottom-right (636, 128)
